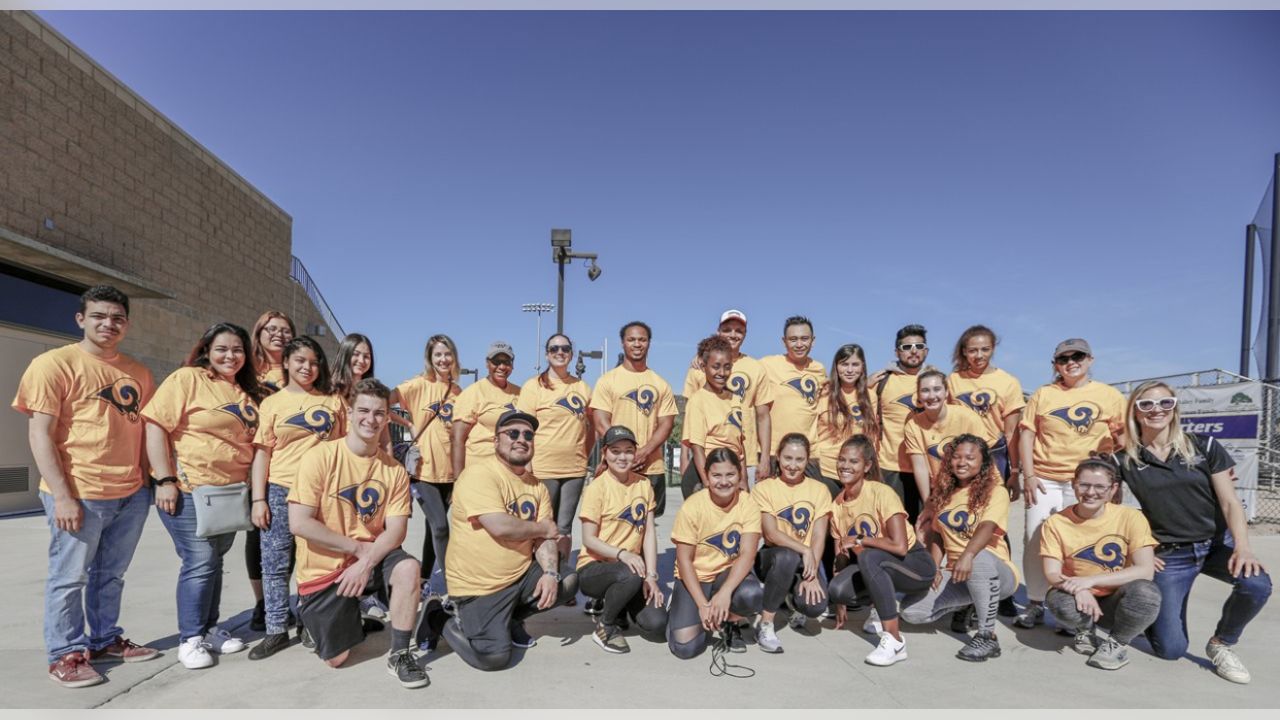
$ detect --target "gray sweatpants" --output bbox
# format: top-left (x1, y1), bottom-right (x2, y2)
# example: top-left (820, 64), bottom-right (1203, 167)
top-left (900, 550), bottom-right (1017, 633)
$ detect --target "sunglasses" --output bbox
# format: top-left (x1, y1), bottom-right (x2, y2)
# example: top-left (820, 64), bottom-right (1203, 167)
top-left (501, 429), bottom-right (535, 441)
top-left (1054, 351), bottom-right (1089, 365)
top-left (1135, 397), bottom-right (1178, 413)
top-left (897, 342), bottom-right (926, 352)
top-left (489, 357), bottom-right (513, 367)
top-left (547, 344), bottom-right (572, 354)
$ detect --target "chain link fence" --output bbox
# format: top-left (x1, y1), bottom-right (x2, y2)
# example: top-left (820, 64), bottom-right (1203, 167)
top-left (1112, 368), bottom-right (1280, 529)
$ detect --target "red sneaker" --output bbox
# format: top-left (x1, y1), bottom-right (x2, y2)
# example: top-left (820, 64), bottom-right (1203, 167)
top-left (90, 636), bottom-right (159, 663)
top-left (48, 652), bottom-right (104, 688)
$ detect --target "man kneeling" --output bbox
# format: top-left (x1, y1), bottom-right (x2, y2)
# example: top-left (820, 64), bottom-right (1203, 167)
top-left (428, 409), bottom-right (578, 671)
top-left (289, 378), bottom-right (428, 688)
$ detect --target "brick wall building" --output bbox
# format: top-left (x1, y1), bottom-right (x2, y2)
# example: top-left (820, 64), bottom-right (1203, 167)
top-left (0, 11), bottom-right (343, 512)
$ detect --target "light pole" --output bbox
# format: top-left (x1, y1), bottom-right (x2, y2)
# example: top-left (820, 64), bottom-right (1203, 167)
top-left (522, 302), bottom-right (555, 373)
top-left (550, 228), bottom-right (602, 335)
top-left (575, 349), bottom-right (603, 378)
top-left (458, 367), bottom-right (479, 386)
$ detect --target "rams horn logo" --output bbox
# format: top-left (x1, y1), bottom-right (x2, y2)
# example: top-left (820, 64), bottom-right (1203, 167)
top-left (506, 494), bottom-right (538, 521)
top-left (727, 374), bottom-right (750, 401)
top-left (504, 402), bottom-right (517, 413)
top-left (927, 435), bottom-right (958, 461)
top-left (283, 407), bottom-right (335, 438)
top-left (216, 402), bottom-right (259, 433)
top-left (261, 380), bottom-right (281, 393)
top-left (556, 394), bottom-right (587, 417)
top-left (617, 500), bottom-right (648, 529)
top-left (785, 377), bottom-right (820, 406)
top-left (957, 389), bottom-right (996, 416)
top-left (727, 407), bottom-right (744, 432)
top-left (624, 386), bottom-right (658, 416)
top-left (437, 400), bottom-right (455, 426)
top-left (851, 513), bottom-right (879, 538)
top-left (937, 508), bottom-right (973, 537)
top-left (777, 504), bottom-right (814, 537)
top-left (336, 478), bottom-right (387, 522)
top-left (894, 394), bottom-right (922, 412)
top-left (1072, 535), bottom-right (1127, 571)
top-left (704, 525), bottom-right (743, 558)
top-left (94, 379), bottom-right (141, 421)
top-left (1049, 402), bottom-right (1101, 434)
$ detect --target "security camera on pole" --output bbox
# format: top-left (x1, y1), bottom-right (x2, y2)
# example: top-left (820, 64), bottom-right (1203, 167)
top-left (550, 228), bottom-right (602, 335)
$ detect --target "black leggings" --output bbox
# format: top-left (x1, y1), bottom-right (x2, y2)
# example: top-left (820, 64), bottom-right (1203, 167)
top-left (828, 544), bottom-right (936, 621)
top-left (245, 528), bottom-right (262, 582)
top-left (757, 546), bottom-right (829, 617)
top-left (667, 569), bottom-right (764, 660)
top-left (416, 482), bottom-right (453, 582)
top-left (681, 463), bottom-right (702, 500)
top-left (578, 561), bottom-right (668, 633)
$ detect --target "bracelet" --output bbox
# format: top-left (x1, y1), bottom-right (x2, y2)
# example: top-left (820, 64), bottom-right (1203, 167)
top-left (615, 547), bottom-right (625, 561)
top-left (154, 476), bottom-right (178, 487)
top-left (646, 571), bottom-right (658, 580)
top-left (252, 499), bottom-right (268, 504)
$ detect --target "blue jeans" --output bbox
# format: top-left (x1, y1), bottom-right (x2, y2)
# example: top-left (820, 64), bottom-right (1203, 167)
top-left (156, 491), bottom-right (237, 642)
top-left (260, 483), bottom-right (296, 635)
top-left (1147, 531), bottom-right (1273, 659)
top-left (41, 486), bottom-right (151, 664)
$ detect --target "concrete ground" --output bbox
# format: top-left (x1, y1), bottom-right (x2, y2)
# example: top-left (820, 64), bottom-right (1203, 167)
top-left (2, 487), bottom-right (1276, 709)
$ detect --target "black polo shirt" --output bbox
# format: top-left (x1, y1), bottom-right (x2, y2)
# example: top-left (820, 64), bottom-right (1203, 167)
top-left (1114, 434), bottom-right (1233, 544)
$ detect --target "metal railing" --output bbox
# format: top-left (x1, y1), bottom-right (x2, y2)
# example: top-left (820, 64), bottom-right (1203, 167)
top-left (289, 256), bottom-right (345, 339)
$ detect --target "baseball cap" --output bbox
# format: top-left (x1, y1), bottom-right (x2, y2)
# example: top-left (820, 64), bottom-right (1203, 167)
top-left (601, 425), bottom-right (638, 447)
top-left (486, 341), bottom-right (515, 361)
top-left (1053, 338), bottom-right (1092, 358)
top-left (496, 409), bottom-right (539, 432)
top-left (719, 309), bottom-right (747, 325)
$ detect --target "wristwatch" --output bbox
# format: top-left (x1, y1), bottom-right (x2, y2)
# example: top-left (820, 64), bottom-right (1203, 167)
top-left (153, 476), bottom-right (178, 488)
top-left (546, 570), bottom-right (562, 582)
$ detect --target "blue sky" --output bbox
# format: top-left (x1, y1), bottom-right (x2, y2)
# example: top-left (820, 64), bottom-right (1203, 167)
top-left (40, 11), bottom-right (1280, 392)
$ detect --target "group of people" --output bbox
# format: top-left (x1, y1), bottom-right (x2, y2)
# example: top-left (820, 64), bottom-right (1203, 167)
top-left (13, 286), bottom-right (1272, 692)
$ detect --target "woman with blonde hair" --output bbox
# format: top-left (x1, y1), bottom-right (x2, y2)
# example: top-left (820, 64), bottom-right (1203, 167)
top-left (1115, 380), bottom-right (1271, 684)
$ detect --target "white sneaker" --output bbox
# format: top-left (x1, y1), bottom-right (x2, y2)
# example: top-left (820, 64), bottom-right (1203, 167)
top-left (863, 608), bottom-right (883, 635)
top-left (203, 626), bottom-right (246, 654)
top-left (178, 636), bottom-right (214, 669)
top-left (756, 622), bottom-right (783, 653)
top-left (865, 632), bottom-right (908, 666)
top-left (1206, 640), bottom-right (1251, 684)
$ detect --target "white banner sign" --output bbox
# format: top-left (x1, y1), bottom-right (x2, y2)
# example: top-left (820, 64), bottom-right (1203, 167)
top-left (1176, 382), bottom-right (1260, 521)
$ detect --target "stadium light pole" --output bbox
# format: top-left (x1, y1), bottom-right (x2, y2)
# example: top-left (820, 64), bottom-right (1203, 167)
top-left (1242, 224), bottom-right (1256, 377)
top-left (458, 367), bottom-right (479, 387)
top-left (551, 228), bottom-right (602, 334)
top-left (522, 302), bottom-right (555, 373)
top-left (1268, 154), bottom-right (1280, 382)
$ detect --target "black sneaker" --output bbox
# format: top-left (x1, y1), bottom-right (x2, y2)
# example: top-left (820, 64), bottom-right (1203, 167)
top-left (583, 598), bottom-right (603, 616)
top-left (998, 597), bottom-right (1019, 618)
top-left (723, 622), bottom-right (747, 654)
top-left (298, 625), bottom-right (315, 651)
top-left (510, 622), bottom-right (537, 649)
top-left (250, 599), bottom-right (266, 633)
top-left (957, 631), bottom-right (1002, 662)
top-left (387, 649), bottom-right (430, 689)
top-left (248, 632), bottom-right (291, 661)
top-left (950, 606), bottom-right (976, 633)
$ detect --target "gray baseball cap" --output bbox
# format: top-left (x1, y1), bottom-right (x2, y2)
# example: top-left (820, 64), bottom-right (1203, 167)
top-left (486, 341), bottom-right (515, 361)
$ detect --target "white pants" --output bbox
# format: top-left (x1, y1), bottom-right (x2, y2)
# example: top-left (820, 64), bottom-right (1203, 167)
top-left (1023, 477), bottom-right (1077, 603)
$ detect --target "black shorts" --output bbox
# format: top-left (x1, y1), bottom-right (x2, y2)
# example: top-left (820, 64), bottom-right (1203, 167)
top-left (298, 548), bottom-right (415, 661)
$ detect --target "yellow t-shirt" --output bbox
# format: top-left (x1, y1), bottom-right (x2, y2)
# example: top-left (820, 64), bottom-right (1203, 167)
top-left (576, 472), bottom-right (655, 570)
top-left (516, 373), bottom-right (592, 478)
top-left (453, 379), bottom-right (521, 464)
top-left (670, 489), bottom-right (762, 582)
top-left (683, 354), bottom-right (775, 463)
top-left (395, 375), bottom-right (461, 483)
top-left (751, 477), bottom-right (833, 547)
top-left (1040, 504), bottom-right (1156, 597)
top-left (877, 371), bottom-right (923, 472)
top-left (814, 388), bottom-right (878, 480)
top-left (1020, 381), bottom-right (1127, 482)
top-left (681, 386), bottom-right (746, 464)
top-left (589, 366), bottom-right (678, 475)
top-left (947, 368), bottom-right (1026, 445)
top-left (932, 484), bottom-right (1019, 581)
top-left (446, 458), bottom-right (552, 596)
top-left (12, 344), bottom-right (156, 500)
top-left (140, 367), bottom-right (258, 492)
top-left (253, 389), bottom-right (348, 490)
top-left (903, 403), bottom-right (993, 480)
top-left (831, 481), bottom-right (917, 549)
top-left (257, 364), bottom-right (285, 395)
top-left (759, 355), bottom-right (826, 447)
top-left (288, 439), bottom-right (413, 593)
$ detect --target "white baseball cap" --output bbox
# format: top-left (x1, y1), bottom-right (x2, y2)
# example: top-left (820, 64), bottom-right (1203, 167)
top-left (719, 309), bottom-right (747, 325)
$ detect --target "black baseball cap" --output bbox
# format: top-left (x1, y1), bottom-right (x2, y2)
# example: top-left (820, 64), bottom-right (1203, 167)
top-left (496, 409), bottom-right (539, 432)
top-left (601, 425), bottom-right (637, 446)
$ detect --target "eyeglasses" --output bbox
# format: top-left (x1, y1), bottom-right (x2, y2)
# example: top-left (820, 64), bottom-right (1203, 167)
top-left (1076, 482), bottom-right (1116, 495)
top-left (263, 327), bottom-right (292, 336)
top-left (897, 342), bottom-right (926, 352)
top-left (547, 344), bottom-right (572, 354)
top-left (500, 429), bottom-right (535, 441)
top-left (1135, 397), bottom-right (1178, 413)
top-left (1054, 351), bottom-right (1089, 365)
